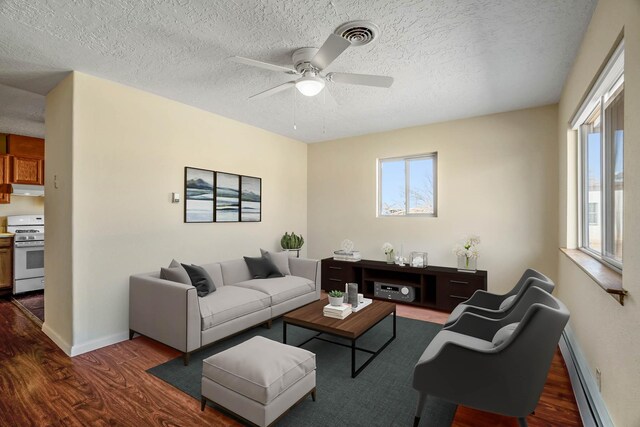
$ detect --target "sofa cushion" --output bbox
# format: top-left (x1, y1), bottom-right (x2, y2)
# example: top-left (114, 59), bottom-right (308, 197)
top-left (199, 286), bottom-right (271, 331)
top-left (260, 249), bottom-right (291, 276)
top-left (200, 262), bottom-right (225, 288)
top-left (419, 330), bottom-right (494, 363)
top-left (182, 264), bottom-right (216, 296)
top-left (232, 275), bottom-right (315, 305)
top-left (220, 259), bottom-right (252, 286)
top-left (499, 295), bottom-right (517, 310)
top-left (202, 336), bottom-right (315, 405)
top-left (244, 255), bottom-right (284, 279)
top-left (492, 322), bottom-right (519, 347)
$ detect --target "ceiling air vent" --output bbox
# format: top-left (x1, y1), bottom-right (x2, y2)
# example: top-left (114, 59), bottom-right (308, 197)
top-left (335, 21), bottom-right (380, 47)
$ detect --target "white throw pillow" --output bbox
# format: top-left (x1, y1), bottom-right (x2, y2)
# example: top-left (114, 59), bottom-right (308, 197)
top-left (491, 322), bottom-right (519, 347)
top-left (260, 249), bottom-right (291, 275)
top-left (499, 295), bottom-right (517, 310)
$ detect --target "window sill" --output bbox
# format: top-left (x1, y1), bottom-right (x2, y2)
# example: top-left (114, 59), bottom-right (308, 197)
top-left (560, 248), bottom-right (627, 306)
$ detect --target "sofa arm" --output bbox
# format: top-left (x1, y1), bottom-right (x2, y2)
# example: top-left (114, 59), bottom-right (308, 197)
top-left (289, 258), bottom-right (321, 297)
top-left (129, 274), bottom-right (200, 353)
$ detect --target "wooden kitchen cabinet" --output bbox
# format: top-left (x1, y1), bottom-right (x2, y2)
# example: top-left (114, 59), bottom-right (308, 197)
top-left (0, 155), bottom-right (10, 203)
top-left (10, 156), bottom-right (44, 185)
top-left (6, 134), bottom-right (45, 158)
top-left (0, 238), bottom-right (13, 291)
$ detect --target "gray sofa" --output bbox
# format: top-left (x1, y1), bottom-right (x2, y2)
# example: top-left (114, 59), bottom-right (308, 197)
top-left (129, 256), bottom-right (320, 364)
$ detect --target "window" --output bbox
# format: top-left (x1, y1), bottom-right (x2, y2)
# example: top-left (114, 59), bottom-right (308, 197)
top-left (588, 202), bottom-right (599, 226)
top-left (378, 153), bottom-right (437, 216)
top-left (574, 41), bottom-right (624, 270)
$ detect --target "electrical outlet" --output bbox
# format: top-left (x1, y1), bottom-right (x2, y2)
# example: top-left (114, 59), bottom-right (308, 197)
top-left (596, 368), bottom-right (602, 391)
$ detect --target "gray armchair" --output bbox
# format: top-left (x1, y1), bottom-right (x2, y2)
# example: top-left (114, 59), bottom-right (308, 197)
top-left (445, 268), bottom-right (554, 326)
top-left (412, 286), bottom-right (570, 427)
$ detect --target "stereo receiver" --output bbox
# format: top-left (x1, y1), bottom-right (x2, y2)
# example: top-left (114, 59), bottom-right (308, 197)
top-left (373, 282), bottom-right (416, 302)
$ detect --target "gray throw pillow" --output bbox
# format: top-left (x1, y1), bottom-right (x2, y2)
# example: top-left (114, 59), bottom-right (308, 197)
top-left (499, 295), bottom-right (517, 310)
top-left (491, 322), bottom-right (519, 347)
top-left (260, 249), bottom-right (291, 275)
top-left (181, 264), bottom-right (217, 296)
top-left (160, 266), bottom-right (190, 284)
top-left (244, 255), bottom-right (284, 279)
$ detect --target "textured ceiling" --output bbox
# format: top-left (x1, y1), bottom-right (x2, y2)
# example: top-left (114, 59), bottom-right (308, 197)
top-left (0, 0), bottom-right (596, 142)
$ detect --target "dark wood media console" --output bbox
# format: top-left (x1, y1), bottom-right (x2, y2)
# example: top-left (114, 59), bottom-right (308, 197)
top-left (321, 258), bottom-right (487, 312)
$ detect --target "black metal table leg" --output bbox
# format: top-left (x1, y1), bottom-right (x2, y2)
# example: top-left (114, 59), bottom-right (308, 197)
top-left (283, 321), bottom-right (287, 344)
top-left (351, 339), bottom-right (357, 378)
top-left (393, 309), bottom-right (396, 338)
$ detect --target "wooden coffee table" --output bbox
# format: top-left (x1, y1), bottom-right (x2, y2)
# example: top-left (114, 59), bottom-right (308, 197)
top-left (282, 298), bottom-right (396, 378)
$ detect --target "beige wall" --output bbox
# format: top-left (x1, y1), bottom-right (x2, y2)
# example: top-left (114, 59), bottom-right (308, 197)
top-left (43, 73), bottom-right (74, 353)
top-left (557, 0), bottom-right (640, 425)
top-left (45, 72), bottom-right (307, 354)
top-left (308, 105), bottom-right (559, 293)
top-left (0, 196), bottom-right (44, 231)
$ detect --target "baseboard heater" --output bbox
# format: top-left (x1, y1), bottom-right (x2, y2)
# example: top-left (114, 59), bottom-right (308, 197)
top-left (558, 324), bottom-right (614, 427)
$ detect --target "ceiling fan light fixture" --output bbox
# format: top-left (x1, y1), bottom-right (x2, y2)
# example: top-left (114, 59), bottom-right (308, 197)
top-left (295, 75), bottom-right (325, 96)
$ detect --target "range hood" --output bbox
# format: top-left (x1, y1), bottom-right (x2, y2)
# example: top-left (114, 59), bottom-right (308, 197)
top-left (11, 184), bottom-right (45, 197)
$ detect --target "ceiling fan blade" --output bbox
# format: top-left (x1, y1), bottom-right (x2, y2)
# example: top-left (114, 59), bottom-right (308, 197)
top-left (328, 72), bottom-right (393, 88)
top-left (310, 33), bottom-right (351, 70)
top-left (230, 56), bottom-right (297, 73)
top-left (248, 81), bottom-right (296, 100)
top-left (323, 84), bottom-right (339, 107)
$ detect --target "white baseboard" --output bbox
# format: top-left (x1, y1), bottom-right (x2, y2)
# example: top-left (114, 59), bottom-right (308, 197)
top-left (559, 324), bottom-right (614, 427)
top-left (70, 331), bottom-right (130, 356)
top-left (42, 322), bottom-right (73, 356)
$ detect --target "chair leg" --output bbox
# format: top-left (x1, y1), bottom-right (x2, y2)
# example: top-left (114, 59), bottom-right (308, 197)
top-left (183, 352), bottom-right (191, 366)
top-left (201, 396), bottom-right (207, 411)
top-left (517, 417), bottom-right (528, 427)
top-left (413, 391), bottom-right (427, 427)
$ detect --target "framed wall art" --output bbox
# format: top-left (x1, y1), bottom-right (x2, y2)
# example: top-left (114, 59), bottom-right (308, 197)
top-left (240, 175), bottom-right (262, 222)
top-left (184, 167), bottom-right (214, 223)
top-left (215, 172), bottom-right (240, 222)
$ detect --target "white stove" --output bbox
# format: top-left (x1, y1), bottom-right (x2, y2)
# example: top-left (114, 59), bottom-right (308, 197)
top-left (7, 214), bottom-right (44, 294)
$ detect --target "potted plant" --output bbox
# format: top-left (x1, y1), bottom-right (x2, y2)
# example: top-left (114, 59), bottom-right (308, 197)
top-left (328, 290), bottom-right (344, 307)
top-left (281, 232), bottom-right (304, 251)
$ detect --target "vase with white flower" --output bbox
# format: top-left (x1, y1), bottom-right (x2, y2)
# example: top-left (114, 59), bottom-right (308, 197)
top-left (453, 236), bottom-right (480, 272)
top-left (382, 242), bottom-right (395, 264)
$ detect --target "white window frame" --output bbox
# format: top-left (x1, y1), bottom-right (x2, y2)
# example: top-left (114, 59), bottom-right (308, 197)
top-left (377, 153), bottom-right (438, 217)
top-left (573, 40), bottom-right (624, 271)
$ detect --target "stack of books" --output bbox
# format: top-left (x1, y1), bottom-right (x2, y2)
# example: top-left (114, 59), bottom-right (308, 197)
top-left (323, 303), bottom-right (352, 319)
top-left (333, 250), bottom-right (362, 262)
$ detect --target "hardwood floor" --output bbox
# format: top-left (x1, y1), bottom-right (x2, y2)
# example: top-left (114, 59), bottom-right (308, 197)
top-left (0, 298), bottom-right (581, 426)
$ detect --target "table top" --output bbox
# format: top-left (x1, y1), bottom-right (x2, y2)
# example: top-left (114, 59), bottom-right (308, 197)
top-left (283, 298), bottom-right (396, 339)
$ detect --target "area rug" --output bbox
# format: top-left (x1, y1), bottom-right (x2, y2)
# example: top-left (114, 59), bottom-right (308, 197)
top-left (147, 316), bottom-right (457, 427)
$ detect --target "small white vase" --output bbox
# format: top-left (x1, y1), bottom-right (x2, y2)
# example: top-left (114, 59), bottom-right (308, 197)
top-left (328, 296), bottom-right (344, 306)
top-left (385, 251), bottom-right (395, 264)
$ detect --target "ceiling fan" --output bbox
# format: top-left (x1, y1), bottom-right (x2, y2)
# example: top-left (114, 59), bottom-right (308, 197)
top-left (230, 31), bottom-right (393, 100)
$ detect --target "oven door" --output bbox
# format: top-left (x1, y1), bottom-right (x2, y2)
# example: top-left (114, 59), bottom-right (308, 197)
top-left (14, 241), bottom-right (45, 280)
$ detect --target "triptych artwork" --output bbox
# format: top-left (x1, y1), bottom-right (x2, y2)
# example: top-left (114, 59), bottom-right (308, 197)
top-left (184, 167), bottom-right (261, 223)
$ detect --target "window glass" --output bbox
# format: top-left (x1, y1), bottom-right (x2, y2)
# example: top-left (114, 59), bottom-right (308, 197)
top-left (605, 92), bottom-right (623, 263)
top-left (583, 112), bottom-right (602, 253)
top-left (379, 154), bottom-right (437, 217)
top-left (380, 160), bottom-right (406, 215)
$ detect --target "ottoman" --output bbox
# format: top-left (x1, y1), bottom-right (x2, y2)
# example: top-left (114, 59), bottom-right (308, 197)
top-left (201, 336), bottom-right (316, 427)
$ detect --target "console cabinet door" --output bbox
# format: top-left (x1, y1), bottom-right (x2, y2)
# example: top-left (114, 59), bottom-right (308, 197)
top-left (321, 259), bottom-right (356, 292)
top-left (11, 156), bottom-right (44, 185)
top-left (437, 273), bottom-right (486, 311)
